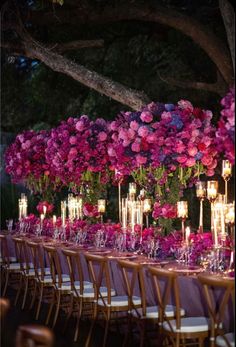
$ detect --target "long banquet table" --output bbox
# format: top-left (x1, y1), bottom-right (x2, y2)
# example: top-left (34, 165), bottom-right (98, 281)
top-left (3, 232), bottom-right (234, 333)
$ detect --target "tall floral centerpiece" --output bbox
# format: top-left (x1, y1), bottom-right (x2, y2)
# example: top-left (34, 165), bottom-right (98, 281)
top-left (45, 115), bottom-right (110, 204)
top-left (216, 87), bottom-right (235, 164)
top-left (108, 100), bottom-right (218, 232)
top-left (4, 129), bottom-right (58, 202)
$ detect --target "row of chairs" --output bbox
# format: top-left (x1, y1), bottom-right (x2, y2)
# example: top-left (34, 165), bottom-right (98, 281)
top-left (0, 234), bottom-right (234, 347)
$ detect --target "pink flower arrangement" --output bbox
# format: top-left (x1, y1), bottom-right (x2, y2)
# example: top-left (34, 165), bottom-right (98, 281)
top-left (107, 100), bottom-right (218, 179)
top-left (216, 87), bottom-right (235, 164)
top-left (45, 116), bottom-right (110, 188)
top-left (4, 130), bottom-right (57, 194)
top-left (152, 201), bottom-right (177, 219)
top-left (82, 202), bottom-right (99, 218)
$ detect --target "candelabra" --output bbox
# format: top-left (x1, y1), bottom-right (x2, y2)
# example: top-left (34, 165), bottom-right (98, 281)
top-left (177, 201), bottom-right (188, 240)
top-left (195, 181), bottom-right (206, 233)
top-left (207, 181), bottom-right (218, 248)
top-left (222, 160), bottom-right (232, 204)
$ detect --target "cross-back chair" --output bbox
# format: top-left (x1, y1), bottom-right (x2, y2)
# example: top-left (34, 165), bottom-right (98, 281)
top-left (148, 266), bottom-right (210, 347)
top-left (62, 248), bottom-right (93, 341)
top-left (0, 234), bottom-right (21, 296)
top-left (26, 240), bottom-right (54, 322)
top-left (43, 244), bottom-right (72, 329)
top-left (12, 237), bottom-right (36, 309)
top-left (84, 253), bottom-right (140, 347)
top-left (198, 274), bottom-right (235, 347)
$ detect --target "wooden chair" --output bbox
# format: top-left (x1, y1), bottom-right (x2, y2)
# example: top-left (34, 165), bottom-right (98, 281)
top-left (0, 234), bottom-right (21, 296)
top-left (117, 259), bottom-right (185, 347)
top-left (12, 237), bottom-right (35, 309)
top-left (148, 266), bottom-right (210, 347)
top-left (198, 274), bottom-right (235, 347)
top-left (0, 297), bottom-right (10, 321)
top-left (62, 248), bottom-right (93, 341)
top-left (15, 324), bottom-right (54, 347)
top-left (84, 253), bottom-right (140, 347)
top-left (43, 244), bottom-right (73, 329)
top-left (26, 241), bottom-right (54, 321)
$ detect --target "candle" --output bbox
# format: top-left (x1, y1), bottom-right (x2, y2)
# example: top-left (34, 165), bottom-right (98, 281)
top-left (222, 160), bottom-right (232, 179)
top-left (98, 199), bottom-right (106, 213)
top-left (185, 226), bottom-right (191, 245)
top-left (195, 181), bottom-right (206, 199)
top-left (43, 205), bottom-right (47, 216)
top-left (52, 215), bottom-right (57, 225)
top-left (129, 182), bottom-right (137, 196)
top-left (213, 218), bottom-right (218, 247)
top-left (61, 201), bottom-right (66, 227)
top-left (207, 181), bottom-right (218, 202)
top-left (225, 203), bottom-right (235, 225)
top-left (177, 201), bottom-right (188, 219)
top-left (143, 199), bottom-right (152, 213)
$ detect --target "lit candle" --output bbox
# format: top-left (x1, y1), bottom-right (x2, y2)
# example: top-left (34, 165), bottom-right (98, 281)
top-left (207, 181), bottom-right (218, 202)
top-left (177, 201), bottom-right (188, 219)
top-left (129, 183), bottom-right (137, 196)
top-left (52, 215), bottom-right (57, 226)
top-left (185, 226), bottom-right (191, 245)
top-left (98, 199), bottom-right (106, 213)
top-left (61, 201), bottom-right (66, 227)
top-left (222, 160), bottom-right (232, 179)
top-left (40, 214), bottom-right (44, 228)
top-left (143, 199), bottom-right (152, 213)
top-left (43, 205), bottom-right (47, 216)
top-left (225, 203), bottom-right (235, 225)
top-left (195, 181), bottom-right (206, 199)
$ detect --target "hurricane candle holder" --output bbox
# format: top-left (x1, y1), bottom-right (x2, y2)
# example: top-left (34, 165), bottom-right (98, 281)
top-left (195, 181), bottom-right (206, 233)
top-left (177, 201), bottom-right (188, 240)
top-left (98, 199), bottom-right (106, 223)
top-left (222, 160), bottom-right (232, 204)
top-left (213, 195), bottom-right (226, 247)
top-left (143, 198), bottom-right (152, 228)
top-left (129, 182), bottom-right (137, 200)
top-left (61, 201), bottom-right (67, 227)
top-left (225, 202), bottom-right (235, 244)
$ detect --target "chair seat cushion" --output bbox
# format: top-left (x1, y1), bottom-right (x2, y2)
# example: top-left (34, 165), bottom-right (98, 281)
top-left (9, 262), bottom-right (21, 270)
top-left (132, 304), bottom-right (185, 319)
top-left (216, 333), bottom-right (235, 347)
top-left (74, 281), bottom-right (93, 290)
top-left (98, 295), bottom-right (141, 307)
top-left (27, 268), bottom-right (51, 276)
top-left (79, 286), bottom-right (116, 298)
top-left (39, 273), bottom-right (70, 284)
top-left (163, 317), bottom-right (210, 333)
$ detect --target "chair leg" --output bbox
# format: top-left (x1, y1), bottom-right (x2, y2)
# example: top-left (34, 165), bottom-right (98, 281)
top-left (29, 281), bottom-right (37, 310)
top-left (139, 320), bottom-right (146, 347)
top-left (3, 271), bottom-right (9, 296)
top-left (85, 304), bottom-right (97, 347)
top-left (35, 285), bottom-right (44, 320)
top-left (122, 314), bottom-right (132, 347)
top-left (14, 274), bottom-right (23, 306)
top-left (73, 299), bottom-right (83, 341)
top-left (102, 309), bottom-right (111, 347)
top-left (22, 277), bottom-right (29, 309)
top-left (52, 291), bottom-right (61, 328)
top-left (63, 293), bottom-right (74, 333)
top-left (46, 290), bottom-right (55, 326)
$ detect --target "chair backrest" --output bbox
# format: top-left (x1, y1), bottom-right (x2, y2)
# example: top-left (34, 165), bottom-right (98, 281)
top-left (148, 266), bottom-right (181, 328)
top-left (12, 237), bottom-right (30, 273)
top-left (0, 298), bottom-right (10, 321)
top-left (62, 248), bottom-right (85, 295)
top-left (43, 245), bottom-right (63, 287)
top-left (27, 241), bottom-right (47, 281)
top-left (198, 274), bottom-right (235, 344)
top-left (84, 253), bottom-right (112, 304)
top-left (0, 234), bottom-right (11, 266)
top-left (117, 259), bottom-right (144, 314)
top-left (15, 324), bottom-right (54, 347)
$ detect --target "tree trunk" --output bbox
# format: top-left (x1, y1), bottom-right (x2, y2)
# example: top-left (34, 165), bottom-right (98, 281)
top-left (219, 0), bottom-right (235, 74)
top-left (29, 3), bottom-right (234, 86)
top-left (22, 40), bottom-right (150, 111)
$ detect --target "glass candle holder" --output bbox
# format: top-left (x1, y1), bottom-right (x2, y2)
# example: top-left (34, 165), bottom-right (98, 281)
top-left (129, 182), bottom-right (137, 197)
top-left (98, 199), bottom-right (106, 223)
top-left (143, 198), bottom-right (152, 228)
top-left (196, 181), bottom-right (206, 233)
top-left (177, 201), bottom-right (188, 239)
top-left (207, 181), bottom-right (218, 236)
top-left (222, 160), bottom-right (232, 204)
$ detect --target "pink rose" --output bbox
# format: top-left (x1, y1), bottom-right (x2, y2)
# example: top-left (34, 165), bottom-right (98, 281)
top-left (140, 111), bottom-right (153, 123)
top-left (136, 154), bottom-right (147, 165)
top-left (131, 142), bottom-right (141, 152)
top-left (75, 121), bottom-right (84, 131)
top-left (138, 126), bottom-right (149, 138)
top-left (69, 136), bottom-right (77, 145)
top-left (130, 121), bottom-right (139, 131)
top-left (188, 146), bottom-right (198, 157)
top-left (98, 132), bottom-right (107, 141)
top-left (185, 158), bottom-right (196, 167)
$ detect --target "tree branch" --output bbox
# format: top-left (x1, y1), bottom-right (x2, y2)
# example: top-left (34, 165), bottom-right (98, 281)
top-left (28, 3), bottom-right (234, 85)
top-left (219, 0), bottom-right (235, 74)
top-left (51, 39), bottom-right (104, 52)
top-left (159, 73), bottom-right (228, 96)
top-left (17, 39), bottom-right (150, 110)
